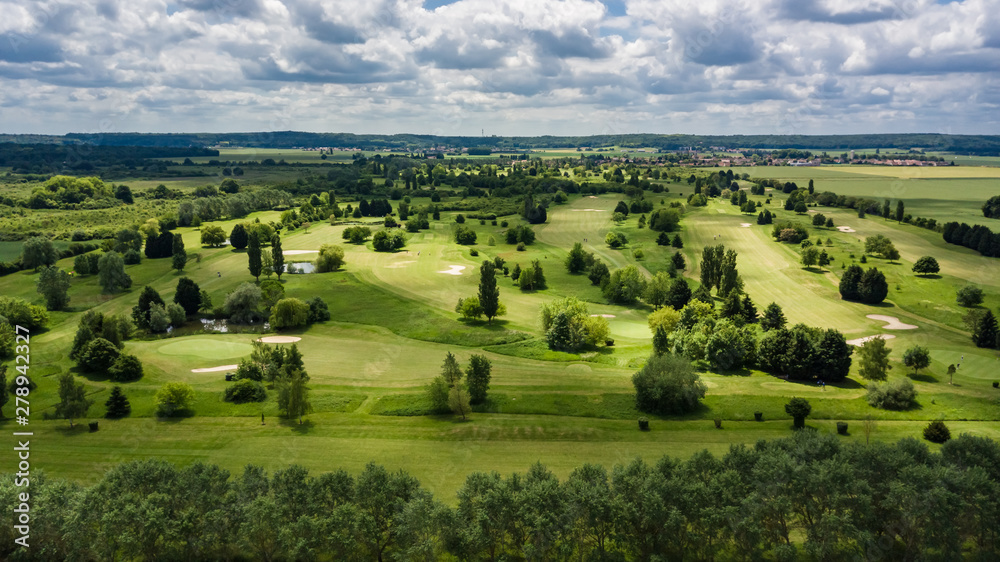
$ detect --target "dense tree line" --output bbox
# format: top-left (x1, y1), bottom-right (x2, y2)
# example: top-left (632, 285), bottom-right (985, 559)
top-left (943, 222), bottom-right (1000, 258)
top-left (2, 431), bottom-right (999, 560)
top-left (0, 142), bottom-right (216, 174)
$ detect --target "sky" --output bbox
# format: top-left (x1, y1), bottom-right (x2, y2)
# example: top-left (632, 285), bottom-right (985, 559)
top-left (0, 0), bottom-right (998, 137)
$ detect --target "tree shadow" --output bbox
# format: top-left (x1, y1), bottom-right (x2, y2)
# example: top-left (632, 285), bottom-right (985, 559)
top-left (909, 372), bottom-right (939, 383)
top-left (916, 274), bottom-right (942, 280)
top-left (277, 418), bottom-right (315, 433)
top-left (71, 365), bottom-right (111, 383)
top-left (53, 424), bottom-right (91, 437)
top-left (156, 409), bottom-right (196, 421)
top-left (869, 301), bottom-right (897, 309)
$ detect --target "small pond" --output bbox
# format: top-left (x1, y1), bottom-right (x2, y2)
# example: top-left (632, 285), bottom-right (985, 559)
top-left (286, 262), bottom-right (316, 274)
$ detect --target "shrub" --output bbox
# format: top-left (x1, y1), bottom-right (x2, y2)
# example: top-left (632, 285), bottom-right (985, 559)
top-left (632, 354), bottom-right (706, 415)
top-left (923, 420), bottom-right (951, 443)
top-left (638, 417), bottom-right (649, 431)
top-left (108, 354), bottom-right (144, 382)
top-left (454, 225), bottom-right (477, 245)
top-left (79, 338), bottom-right (121, 372)
top-left (167, 303), bottom-right (186, 327)
top-left (270, 298), bottom-right (310, 329)
top-left (785, 397), bottom-right (811, 429)
top-left (225, 379), bottom-right (267, 403)
top-left (315, 244), bottom-right (345, 272)
top-left (155, 382), bottom-right (195, 417)
top-left (104, 386), bottom-right (131, 418)
top-left (307, 297), bottom-right (330, 323)
top-left (516, 242), bottom-right (526, 251)
top-left (470, 248), bottom-right (479, 257)
top-left (956, 285), bottom-right (984, 307)
top-left (837, 422), bottom-right (848, 435)
top-left (123, 249), bottom-right (141, 265)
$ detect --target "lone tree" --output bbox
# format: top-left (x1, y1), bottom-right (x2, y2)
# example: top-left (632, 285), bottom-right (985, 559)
top-left (912, 256), bottom-right (940, 276)
top-left (155, 382), bottom-right (195, 417)
top-left (277, 369), bottom-right (312, 424)
top-left (956, 285), bottom-right (984, 307)
top-left (98, 251), bottom-right (132, 294)
top-left (785, 397), bottom-right (812, 429)
top-left (271, 234), bottom-right (285, 279)
top-left (857, 336), bottom-right (892, 381)
top-left (36, 266), bottom-right (72, 311)
top-left (902, 345), bottom-right (931, 375)
top-left (104, 386), bottom-right (131, 419)
top-left (55, 372), bottom-right (92, 428)
top-left (247, 232), bottom-right (262, 281)
top-left (21, 237), bottom-right (58, 270)
top-left (171, 233), bottom-right (187, 271)
top-left (478, 260), bottom-right (501, 324)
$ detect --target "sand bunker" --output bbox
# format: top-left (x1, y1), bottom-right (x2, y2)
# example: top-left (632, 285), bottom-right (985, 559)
top-left (438, 265), bottom-right (466, 275)
top-left (837, 226), bottom-right (856, 233)
top-left (867, 315), bottom-right (918, 330)
top-left (590, 314), bottom-right (616, 318)
top-left (587, 195), bottom-right (598, 198)
top-left (571, 209), bottom-right (605, 212)
top-left (283, 250), bottom-right (318, 255)
top-left (191, 364), bottom-right (238, 373)
top-left (847, 334), bottom-right (896, 346)
top-left (807, 209), bottom-right (818, 213)
top-left (258, 336), bottom-right (302, 343)
top-left (739, 223), bottom-right (752, 227)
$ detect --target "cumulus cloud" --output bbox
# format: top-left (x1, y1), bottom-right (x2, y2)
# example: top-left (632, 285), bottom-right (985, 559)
top-left (0, 0), bottom-right (997, 134)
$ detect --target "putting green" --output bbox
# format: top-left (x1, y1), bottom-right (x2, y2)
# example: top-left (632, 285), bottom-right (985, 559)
top-left (157, 338), bottom-right (255, 360)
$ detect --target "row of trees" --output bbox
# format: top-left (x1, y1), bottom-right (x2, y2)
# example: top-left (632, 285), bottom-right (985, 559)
top-left (3, 431), bottom-right (998, 561)
top-left (427, 352), bottom-right (492, 419)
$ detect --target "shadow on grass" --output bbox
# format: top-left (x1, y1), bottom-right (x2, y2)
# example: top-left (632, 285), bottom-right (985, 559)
top-left (71, 365), bottom-right (111, 383)
top-left (916, 274), bottom-right (942, 280)
top-left (277, 418), bottom-right (315, 433)
top-left (770, 374), bottom-right (864, 390)
top-left (54, 423), bottom-right (92, 436)
top-left (156, 409), bottom-right (196, 422)
top-left (909, 373), bottom-right (939, 383)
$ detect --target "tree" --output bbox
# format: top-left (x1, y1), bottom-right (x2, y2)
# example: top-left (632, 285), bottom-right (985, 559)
top-left (21, 236), bottom-right (58, 270)
top-left (784, 398), bottom-right (811, 429)
top-left (277, 369), bottom-right (312, 424)
top-left (565, 243), bottom-right (588, 274)
top-left (248, 231), bottom-right (262, 281)
top-left (605, 231), bottom-right (627, 248)
top-left (307, 297), bottom-right (330, 323)
top-left (839, 264), bottom-right (863, 301)
top-left (79, 338), bottom-right (121, 372)
top-left (983, 195), bottom-right (1000, 219)
top-left (818, 250), bottom-right (831, 268)
top-left (588, 261), bottom-right (610, 286)
top-left (155, 382), bottom-right (195, 417)
top-left (225, 282), bottom-right (263, 324)
top-left (956, 285), bottom-right (984, 307)
top-left (902, 345), bottom-right (931, 374)
top-left (801, 247), bottom-right (819, 268)
top-left (108, 354), bottom-right (144, 382)
top-left (427, 376), bottom-right (450, 413)
top-left (603, 265), bottom-right (647, 304)
top-left (55, 372), bottom-right (92, 428)
top-left (895, 200), bottom-right (905, 223)
top-left (104, 386), bottom-right (131, 418)
top-left (867, 379), bottom-right (917, 410)
top-left (666, 278), bottom-right (692, 310)
top-left (230, 223), bottom-right (249, 250)
top-left (200, 225), bottom-right (227, 247)
top-left (912, 256), bottom-right (940, 276)
top-left (858, 268), bottom-right (888, 304)
top-left (270, 298), bottom-right (310, 329)
top-left (148, 304), bottom-right (170, 333)
top-left (455, 296), bottom-right (483, 320)
top-left (441, 352), bottom-right (462, 387)
top-left (174, 277), bottom-right (201, 316)
top-left (271, 234), bottom-right (285, 279)
top-left (130, 286), bottom-right (163, 331)
top-left (632, 354), bottom-right (706, 414)
top-left (315, 244), bottom-right (346, 272)
top-left (98, 251), bottom-right (132, 294)
top-left (171, 233), bottom-right (187, 271)
top-left (671, 252), bottom-right (686, 271)
top-left (643, 272), bottom-right (673, 309)
top-left (465, 355), bottom-right (491, 404)
top-left (36, 266), bottom-right (71, 311)
top-left (965, 309), bottom-right (999, 348)
top-left (449, 384), bottom-right (471, 421)
top-left (478, 261), bottom-right (500, 324)
top-left (672, 234), bottom-right (683, 248)
top-left (0, 365), bottom-right (7, 417)
top-left (864, 235), bottom-right (897, 259)
top-left (923, 420), bottom-right (951, 443)
top-left (857, 336), bottom-right (892, 381)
